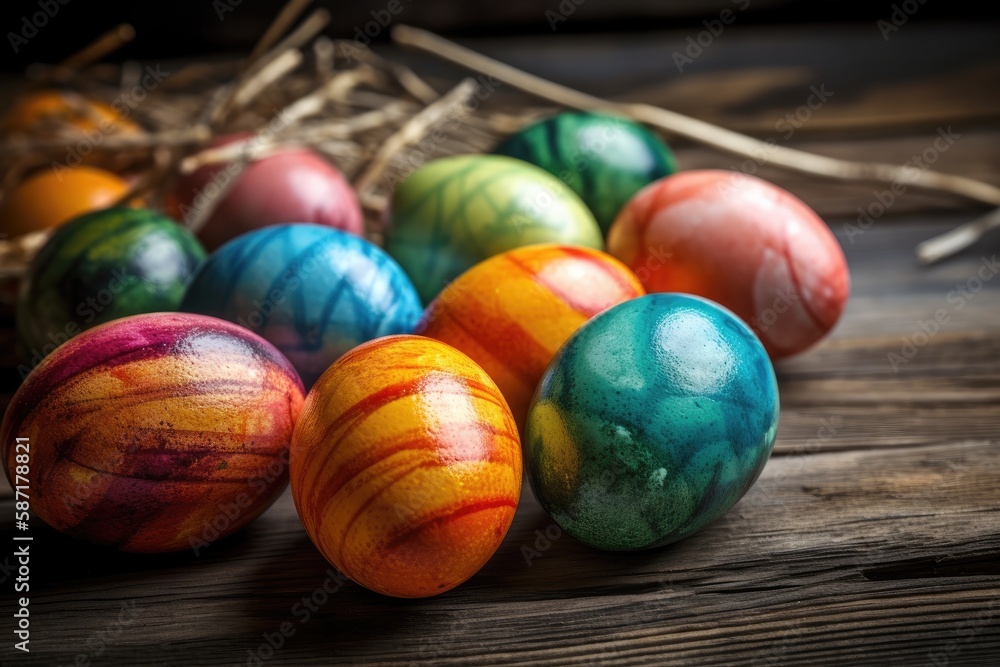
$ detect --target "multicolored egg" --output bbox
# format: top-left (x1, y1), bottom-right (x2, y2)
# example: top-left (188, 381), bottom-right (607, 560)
top-left (182, 224), bottom-right (421, 388)
top-left (384, 154), bottom-right (603, 303)
top-left (0, 313), bottom-right (305, 553)
top-left (419, 244), bottom-right (644, 431)
top-left (525, 293), bottom-right (779, 551)
top-left (165, 137), bottom-right (363, 251)
top-left (494, 111), bottom-right (678, 233)
top-left (0, 166), bottom-right (132, 238)
top-left (17, 208), bottom-right (205, 360)
top-left (290, 335), bottom-right (522, 598)
top-left (607, 170), bottom-right (850, 359)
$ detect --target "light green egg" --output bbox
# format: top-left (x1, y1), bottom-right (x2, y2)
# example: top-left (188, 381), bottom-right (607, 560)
top-left (384, 154), bottom-right (603, 303)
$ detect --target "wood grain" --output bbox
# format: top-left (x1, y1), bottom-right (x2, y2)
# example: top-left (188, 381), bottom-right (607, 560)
top-left (2, 22), bottom-right (1000, 667)
top-left (1, 217), bottom-right (997, 666)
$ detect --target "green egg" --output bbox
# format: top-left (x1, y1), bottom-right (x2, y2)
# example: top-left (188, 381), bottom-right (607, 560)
top-left (384, 154), bottom-right (602, 303)
top-left (494, 111), bottom-right (678, 233)
top-left (17, 207), bottom-right (206, 359)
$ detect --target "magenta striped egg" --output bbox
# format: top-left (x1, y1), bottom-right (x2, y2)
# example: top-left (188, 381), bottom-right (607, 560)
top-left (1, 313), bottom-right (305, 552)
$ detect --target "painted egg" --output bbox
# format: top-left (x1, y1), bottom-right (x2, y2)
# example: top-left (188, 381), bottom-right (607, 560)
top-left (182, 224), bottom-right (421, 388)
top-left (0, 313), bottom-right (305, 553)
top-left (17, 208), bottom-right (206, 362)
top-left (164, 137), bottom-right (363, 251)
top-left (419, 244), bottom-right (644, 432)
top-left (2, 90), bottom-right (141, 138)
top-left (607, 170), bottom-right (850, 359)
top-left (0, 166), bottom-right (131, 237)
top-left (494, 111), bottom-right (678, 233)
top-left (290, 335), bottom-right (522, 598)
top-left (525, 293), bottom-right (779, 551)
top-left (384, 154), bottom-right (603, 303)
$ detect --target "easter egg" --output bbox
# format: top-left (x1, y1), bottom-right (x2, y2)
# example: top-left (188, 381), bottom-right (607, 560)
top-left (165, 138), bottom-right (363, 251)
top-left (607, 170), bottom-right (849, 359)
top-left (290, 335), bottom-right (522, 598)
top-left (384, 154), bottom-right (603, 303)
top-left (182, 224), bottom-right (421, 388)
top-left (0, 313), bottom-right (305, 552)
top-left (2, 90), bottom-right (141, 138)
top-left (494, 111), bottom-right (678, 233)
top-left (17, 208), bottom-right (206, 360)
top-left (525, 293), bottom-right (779, 551)
top-left (0, 166), bottom-right (131, 238)
top-left (419, 244), bottom-right (644, 432)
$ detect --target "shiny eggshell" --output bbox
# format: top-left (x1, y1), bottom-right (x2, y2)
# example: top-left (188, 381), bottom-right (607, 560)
top-left (384, 154), bottom-right (603, 303)
top-left (290, 335), bottom-right (522, 598)
top-left (607, 170), bottom-right (850, 358)
top-left (165, 139), bottom-right (363, 251)
top-left (182, 224), bottom-right (421, 388)
top-left (525, 293), bottom-right (779, 551)
top-left (494, 111), bottom-right (678, 233)
top-left (0, 166), bottom-right (131, 237)
top-left (418, 244), bottom-right (644, 432)
top-left (0, 313), bottom-right (305, 553)
top-left (17, 208), bottom-right (206, 360)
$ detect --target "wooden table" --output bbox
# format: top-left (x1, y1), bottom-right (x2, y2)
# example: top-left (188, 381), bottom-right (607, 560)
top-left (2, 21), bottom-right (999, 666)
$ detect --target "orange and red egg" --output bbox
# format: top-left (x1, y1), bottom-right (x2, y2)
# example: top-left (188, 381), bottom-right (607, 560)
top-left (290, 336), bottom-right (522, 598)
top-left (418, 244), bottom-right (644, 431)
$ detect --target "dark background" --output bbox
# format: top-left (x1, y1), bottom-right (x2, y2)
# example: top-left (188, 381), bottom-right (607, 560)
top-left (1, 0), bottom-right (997, 70)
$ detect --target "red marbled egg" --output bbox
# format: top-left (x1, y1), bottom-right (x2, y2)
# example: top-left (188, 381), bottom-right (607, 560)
top-left (608, 170), bottom-right (849, 358)
top-left (165, 136), bottom-right (364, 251)
top-left (1, 313), bottom-right (305, 552)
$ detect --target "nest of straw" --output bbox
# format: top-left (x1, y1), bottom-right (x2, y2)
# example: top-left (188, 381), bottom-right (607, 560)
top-left (2, 3), bottom-right (998, 276)
top-left (0, 10), bottom-right (543, 280)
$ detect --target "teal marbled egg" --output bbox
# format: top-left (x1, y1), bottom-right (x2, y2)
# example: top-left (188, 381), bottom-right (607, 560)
top-left (384, 154), bottom-right (602, 303)
top-left (524, 293), bottom-right (779, 551)
top-left (17, 207), bottom-right (205, 361)
top-left (494, 111), bottom-right (678, 233)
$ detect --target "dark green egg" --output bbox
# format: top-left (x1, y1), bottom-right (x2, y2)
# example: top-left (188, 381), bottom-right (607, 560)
top-left (17, 207), bottom-right (206, 359)
top-left (494, 111), bottom-right (678, 233)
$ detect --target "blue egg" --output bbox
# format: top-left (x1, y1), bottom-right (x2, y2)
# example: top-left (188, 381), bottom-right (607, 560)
top-left (524, 293), bottom-right (779, 551)
top-left (182, 224), bottom-right (421, 387)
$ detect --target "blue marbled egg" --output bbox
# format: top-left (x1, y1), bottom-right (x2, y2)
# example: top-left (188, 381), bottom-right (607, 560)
top-left (524, 293), bottom-right (779, 551)
top-left (182, 224), bottom-right (421, 387)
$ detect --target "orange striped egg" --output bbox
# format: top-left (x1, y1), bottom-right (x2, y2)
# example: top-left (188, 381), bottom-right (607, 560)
top-left (418, 244), bottom-right (645, 431)
top-left (290, 335), bottom-right (522, 598)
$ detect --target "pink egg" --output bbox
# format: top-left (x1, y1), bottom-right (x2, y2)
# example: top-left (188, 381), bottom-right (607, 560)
top-left (607, 170), bottom-right (849, 359)
top-left (166, 136), bottom-right (364, 251)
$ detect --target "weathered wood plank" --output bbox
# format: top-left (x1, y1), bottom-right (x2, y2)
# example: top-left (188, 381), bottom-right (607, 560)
top-left (2, 22), bottom-right (1000, 666)
top-left (675, 132), bottom-right (1000, 218)
top-left (2, 216), bottom-right (999, 665)
top-left (4, 438), bottom-right (997, 666)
